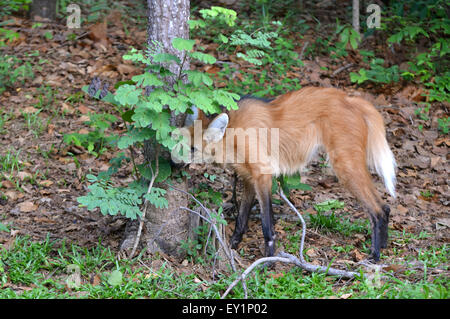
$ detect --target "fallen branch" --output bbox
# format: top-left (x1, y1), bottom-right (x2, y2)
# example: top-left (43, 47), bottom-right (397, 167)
top-left (221, 186), bottom-right (359, 299)
top-left (299, 41), bottom-right (310, 60)
top-left (332, 63), bottom-right (355, 77)
top-left (221, 256), bottom-right (293, 299)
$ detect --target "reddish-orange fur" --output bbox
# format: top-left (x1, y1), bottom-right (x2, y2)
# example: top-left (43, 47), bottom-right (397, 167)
top-left (186, 87), bottom-right (396, 261)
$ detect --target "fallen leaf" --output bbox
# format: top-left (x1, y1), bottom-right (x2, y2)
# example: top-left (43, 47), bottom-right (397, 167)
top-left (382, 264), bottom-right (405, 273)
top-left (18, 201), bottom-right (38, 212)
top-left (374, 94), bottom-right (388, 106)
top-left (204, 65), bottom-right (220, 74)
top-left (306, 247), bottom-right (318, 257)
top-left (88, 20), bottom-right (108, 46)
top-left (418, 194), bottom-right (438, 202)
top-left (434, 137), bottom-right (450, 147)
top-left (77, 105), bottom-right (90, 114)
top-left (106, 10), bottom-right (122, 26)
top-left (90, 274), bottom-right (101, 286)
top-left (22, 106), bottom-right (39, 114)
top-left (396, 205), bottom-right (408, 215)
top-left (78, 115), bottom-right (90, 123)
top-left (65, 225), bottom-right (80, 232)
top-left (61, 102), bottom-right (75, 114)
top-left (1, 180), bottom-right (16, 189)
top-left (430, 156), bottom-right (442, 168)
top-left (34, 217), bottom-right (56, 224)
top-left (39, 180), bottom-right (53, 187)
top-left (4, 190), bottom-right (19, 201)
top-left (58, 157), bottom-right (72, 164)
top-left (392, 221), bottom-right (404, 231)
top-left (269, 273), bottom-right (284, 279)
top-left (17, 171), bottom-right (32, 181)
top-left (32, 75), bottom-right (44, 85)
top-left (117, 64), bottom-right (137, 75)
top-left (47, 124), bottom-right (55, 135)
top-left (351, 249), bottom-right (366, 262)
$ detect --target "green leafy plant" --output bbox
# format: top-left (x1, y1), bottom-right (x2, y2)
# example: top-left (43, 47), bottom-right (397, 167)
top-left (77, 174), bottom-right (150, 220)
top-left (437, 117), bottom-right (449, 135)
top-left (77, 32), bottom-right (239, 219)
top-left (0, 54), bottom-right (34, 94)
top-left (313, 200), bottom-right (345, 213)
top-left (228, 29), bottom-right (278, 65)
top-left (350, 58), bottom-right (401, 85)
top-left (0, 28), bottom-right (19, 47)
top-left (384, 0), bottom-right (449, 103)
top-left (307, 200), bottom-right (368, 237)
top-left (337, 25), bottom-right (361, 50)
top-left (271, 174), bottom-right (311, 204)
top-left (199, 6), bottom-right (237, 27)
top-left (191, 6), bottom-right (303, 96)
top-left (63, 112), bottom-right (118, 157)
top-left (0, 0), bottom-right (31, 17)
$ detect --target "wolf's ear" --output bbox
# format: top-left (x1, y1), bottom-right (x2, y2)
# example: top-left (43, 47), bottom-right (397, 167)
top-left (184, 106), bottom-right (198, 127)
top-left (204, 113), bottom-right (228, 143)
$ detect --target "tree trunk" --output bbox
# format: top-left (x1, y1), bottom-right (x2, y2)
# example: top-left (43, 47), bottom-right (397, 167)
top-left (30, 0), bottom-right (56, 21)
top-left (120, 0), bottom-right (196, 259)
top-left (352, 0), bottom-right (360, 35)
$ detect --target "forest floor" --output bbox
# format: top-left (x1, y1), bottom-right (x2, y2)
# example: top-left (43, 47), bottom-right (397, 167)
top-left (0, 3), bottom-right (448, 298)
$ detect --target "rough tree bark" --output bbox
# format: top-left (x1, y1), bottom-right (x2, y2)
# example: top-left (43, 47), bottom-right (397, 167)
top-left (30, 0), bottom-right (56, 21)
top-left (120, 0), bottom-right (196, 259)
top-left (352, 0), bottom-right (360, 36)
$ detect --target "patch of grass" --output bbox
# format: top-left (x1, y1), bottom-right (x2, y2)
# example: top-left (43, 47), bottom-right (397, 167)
top-left (0, 236), bottom-right (447, 299)
top-left (21, 109), bottom-right (48, 138)
top-left (417, 244), bottom-right (449, 269)
top-left (0, 54), bottom-right (34, 93)
top-left (0, 236), bottom-right (220, 299)
top-left (437, 117), bottom-right (449, 135)
top-left (348, 275), bottom-right (448, 299)
top-left (64, 91), bottom-right (85, 104)
top-left (391, 229), bottom-right (433, 246)
top-left (0, 109), bottom-right (11, 134)
top-left (0, 148), bottom-right (23, 176)
top-left (34, 86), bottom-right (58, 115)
top-left (307, 200), bottom-right (369, 237)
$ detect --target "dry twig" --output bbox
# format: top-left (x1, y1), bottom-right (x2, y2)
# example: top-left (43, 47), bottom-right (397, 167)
top-left (332, 63), bottom-right (355, 77)
top-left (169, 185), bottom-right (237, 273)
